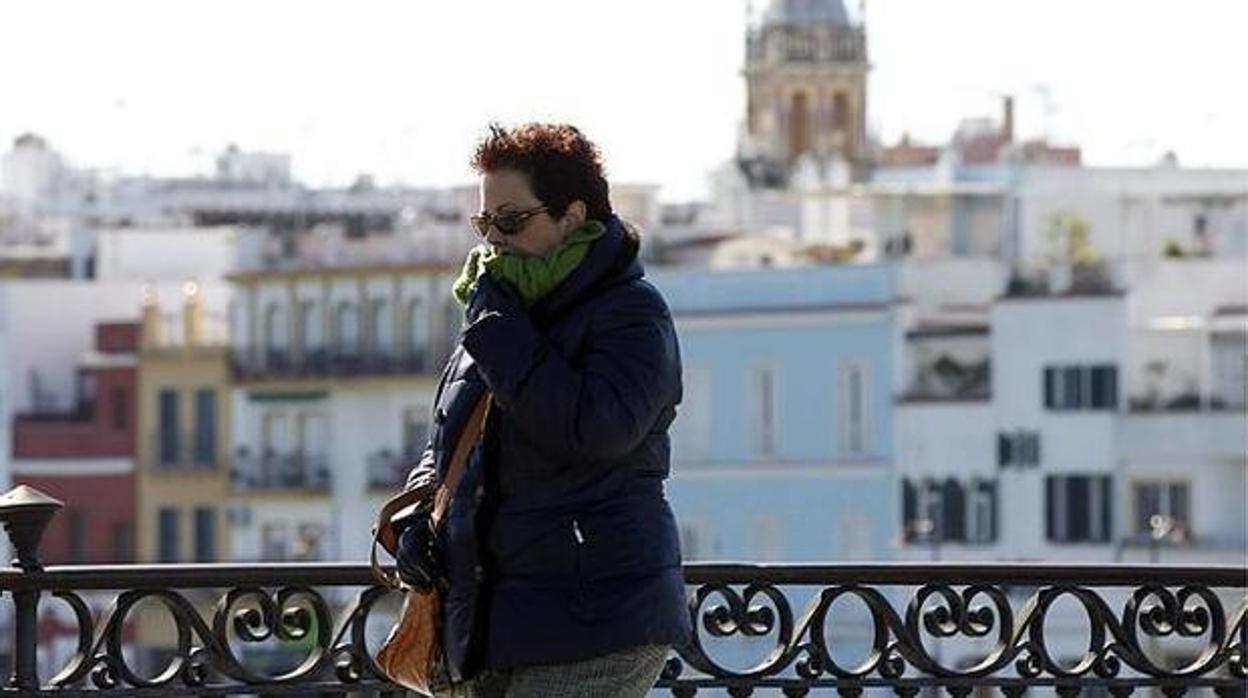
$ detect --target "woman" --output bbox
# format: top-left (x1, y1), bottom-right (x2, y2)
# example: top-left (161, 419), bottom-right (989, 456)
top-left (396, 122), bottom-right (691, 697)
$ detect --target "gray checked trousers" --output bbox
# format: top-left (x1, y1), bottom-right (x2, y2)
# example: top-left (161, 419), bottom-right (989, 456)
top-left (429, 643), bottom-right (671, 698)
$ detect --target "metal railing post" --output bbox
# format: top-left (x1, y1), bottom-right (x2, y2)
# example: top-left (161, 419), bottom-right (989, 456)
top-left (0, 485), bottom-right (63, 691)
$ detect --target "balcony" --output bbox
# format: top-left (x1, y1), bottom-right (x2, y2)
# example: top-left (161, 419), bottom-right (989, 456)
top-left (0, 486), bottom-right (1243, 695)
top-left (230, 344), bottom-right (452, 382)
top-left (230, 448), bottom-right (331, 493)
top-left (898, 356), bottom-right (991, 403)
top-left (146, 431), bottom-right (219, 471)
top-left (366, 448), bottom-right (419, 492)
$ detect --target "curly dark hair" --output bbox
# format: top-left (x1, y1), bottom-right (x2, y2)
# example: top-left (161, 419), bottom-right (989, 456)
top-left (470, 122), bottom-right (613, 221)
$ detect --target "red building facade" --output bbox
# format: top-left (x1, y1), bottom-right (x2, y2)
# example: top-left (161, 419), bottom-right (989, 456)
top-left (12, 322), bottom-right (139, 563)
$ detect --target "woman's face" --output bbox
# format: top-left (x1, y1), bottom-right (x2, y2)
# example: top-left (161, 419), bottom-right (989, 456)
top-left (478, 169), bottom-right (585, 257)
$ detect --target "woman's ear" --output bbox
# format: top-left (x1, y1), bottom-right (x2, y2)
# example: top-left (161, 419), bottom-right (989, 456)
top-left (561, 201), bottom-right (587, 232)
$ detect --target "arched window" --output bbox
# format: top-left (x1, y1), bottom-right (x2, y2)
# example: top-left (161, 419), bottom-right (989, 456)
top-left (406, 298), bottom-right (428, 353)
top-left (264, 303), bottom-right (287, 351)
top-left (335, 301), bottom-right (358, 354)
top-left (295, 300), bottom-right (320, 354)
top-left (832, 91), bottom-right (849, 132)
top-left (368, 298), bottom-right (391, 355)
top-left (788, 91), bottom-right (812, 160)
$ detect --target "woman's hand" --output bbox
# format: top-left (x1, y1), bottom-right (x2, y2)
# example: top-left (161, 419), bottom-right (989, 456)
top-left (465, 273), bottom-right (525, 326)
top-left (395, 512), bottom-right (439, 592)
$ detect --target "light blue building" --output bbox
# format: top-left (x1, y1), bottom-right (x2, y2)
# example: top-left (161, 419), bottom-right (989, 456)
top-left (648, 265), bottom-right (899, 566)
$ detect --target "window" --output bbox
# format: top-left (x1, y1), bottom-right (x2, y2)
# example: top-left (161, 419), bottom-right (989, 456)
top-left (111, 387), bottom-right (128, 430)
top-left (158, 389), bottom-right (180, 466)
top-left (67, 509), bottom-right (87, 563)
top-left (940, 478), bottom-right (967, 542)
top-left (832, 91), bottom-right (849, 131)
top-left (158, 508), bottom-right (180, 563)
top-left (1044, 365), bottom-right (1117, 410)
top-left (335, 301), bottom-right (359, 353)
top-left (193, 389), bottom-right (217, 467)
top-left (1211, 332), bottom-right (1248, 409)
top-left (838, 361), bottom-right (871, 457)
top-left (296, 411), bottom-right (326, 457)
top-left (673, 367), bottom-right (712, 463)
top-left (402, 407), bottom-right (430, 460)
top-left (969, 481), bottom-right (998, 544)
top-left (365, 297), bottom-right (389, 356)
top-left (406, 298), bottom-right (427, 355)
top-left (1133, 482), bottom-right (1190, 540)
top-left (997, 431), bottom-right (1040, 468)
top-left (788, 91), bottom-right (812, 158)
top-left (194, 508), bottom-right (217, 562)
top-left (295, 300), bottom-right (319, 353)
top-left (264, 302), bottom-right (287, 351)
top-left (1046, 475), bottom-right (1113, 543)
top-left (753, 367), bottom-right (777, 457)
top-left (902, 478), bottom-right (997, 544)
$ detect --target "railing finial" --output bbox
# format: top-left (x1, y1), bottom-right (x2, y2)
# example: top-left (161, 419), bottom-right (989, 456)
top-left (0, 484), bottom-right (63, 571)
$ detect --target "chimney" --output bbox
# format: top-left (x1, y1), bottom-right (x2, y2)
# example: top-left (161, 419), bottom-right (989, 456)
top-left (183, 281), bottom-right (203, 346)
top-left (1002, 95), bottom-right (1015, 143)
top-left (140, 286), bottom-right (161, 350)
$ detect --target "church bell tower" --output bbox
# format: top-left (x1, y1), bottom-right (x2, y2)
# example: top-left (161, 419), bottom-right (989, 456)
top-left (742, 0), bottom-right (869, 184)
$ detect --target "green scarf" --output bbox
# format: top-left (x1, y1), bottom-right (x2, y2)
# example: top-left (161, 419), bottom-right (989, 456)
top-left (453, 220), bottom-right (606, 307)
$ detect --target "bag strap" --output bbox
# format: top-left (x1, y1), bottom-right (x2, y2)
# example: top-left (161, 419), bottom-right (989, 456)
top-left (370, 393), bottom-right (492, 589)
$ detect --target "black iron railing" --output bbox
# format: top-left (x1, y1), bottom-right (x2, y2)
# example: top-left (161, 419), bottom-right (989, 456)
top-left (230, 450), bottom-right (331, 492)
top-left (0, 487), bottom-right (1244, 696)
top-left (230, 345), bottom-right (450, 382)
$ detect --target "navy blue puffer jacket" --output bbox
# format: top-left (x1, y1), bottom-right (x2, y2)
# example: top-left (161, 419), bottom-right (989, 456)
top-left (405, 215), bottom-right (691, 683)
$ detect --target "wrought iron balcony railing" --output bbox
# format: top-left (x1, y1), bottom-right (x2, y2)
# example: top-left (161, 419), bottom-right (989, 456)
top-left (0, 486), bottom-right (1243, 696)
top-left (230, 450), bottom-right (331, 493)
top-left (230, 344), bottom-right (454, 382)
top-left (148, 431), bottom-right (220, 471)
top-left (366, 449), bottom-right (409, 492)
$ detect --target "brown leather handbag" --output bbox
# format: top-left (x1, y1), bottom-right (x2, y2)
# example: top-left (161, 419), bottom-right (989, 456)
top-left (370, 393), bottom-right (491, 694)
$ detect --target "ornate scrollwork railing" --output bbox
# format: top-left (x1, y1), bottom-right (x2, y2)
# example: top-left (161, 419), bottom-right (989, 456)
top-left (0, 488), bottom-right (1244, 695)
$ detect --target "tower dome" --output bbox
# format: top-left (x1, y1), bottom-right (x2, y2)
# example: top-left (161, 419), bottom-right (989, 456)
top-left (762, 0), bottom-right (851, 27)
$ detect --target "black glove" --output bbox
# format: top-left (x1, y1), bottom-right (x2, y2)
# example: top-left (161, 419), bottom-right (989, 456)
top-left (395, 510), bottom-right (439, 592)
top-left (465, 273), bottom-right (525, 327)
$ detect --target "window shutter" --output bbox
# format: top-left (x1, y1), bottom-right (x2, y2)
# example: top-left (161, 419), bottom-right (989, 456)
top-left (902, 479), bottom-right (917, 541)
top-left (942, 478), bottom-right (967, 542)
top-left (1065, 367), bottom-right (1084, 409)
top-left (997, 433), bottom-right (1011, 467)
top-left (1045, 476), bottom-right (1057, 541)
top-left (1099, 475), bottom-right (1113, 543)
top-left (1043, 367), bottom-right (1056, 408)
top-left (1068, 476), bottom-right (1091, 541)
top-left (987, 480), bottom-right (999, 543)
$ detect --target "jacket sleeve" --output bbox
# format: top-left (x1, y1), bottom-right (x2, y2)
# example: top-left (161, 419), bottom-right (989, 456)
top-left (460, 284), bottom-right (680, 462)
top-left (404, 443), bottom-right (437, 492)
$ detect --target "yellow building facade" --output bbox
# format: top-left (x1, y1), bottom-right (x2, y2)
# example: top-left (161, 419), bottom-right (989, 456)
top-left (135, 284), bottom-right (232, 565)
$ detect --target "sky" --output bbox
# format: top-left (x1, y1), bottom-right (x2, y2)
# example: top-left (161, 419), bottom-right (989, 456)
top-left (1, 0), bottom-right (1245, 202)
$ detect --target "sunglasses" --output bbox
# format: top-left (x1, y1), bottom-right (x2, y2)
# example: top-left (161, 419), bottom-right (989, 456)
top-left (470, 205), bottom-right (548, 237)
